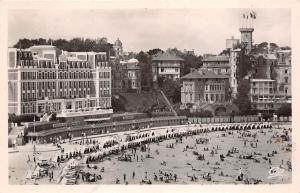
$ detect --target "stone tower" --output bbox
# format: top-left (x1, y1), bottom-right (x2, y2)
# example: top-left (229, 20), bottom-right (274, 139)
top-left (239, 11), bottom-right (256, 54)
top-left (240, 28), bottom-right (254, 54)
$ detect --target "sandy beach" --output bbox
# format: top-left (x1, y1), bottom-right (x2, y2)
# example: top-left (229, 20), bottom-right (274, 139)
top-left (8, 123), bottom-right (292, 185)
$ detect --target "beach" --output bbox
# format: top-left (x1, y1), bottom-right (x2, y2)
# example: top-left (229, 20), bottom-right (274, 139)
top-left (8, 122), bottom-right (292, 185)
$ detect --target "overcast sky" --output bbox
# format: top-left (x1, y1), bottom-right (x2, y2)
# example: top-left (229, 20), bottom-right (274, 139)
top-left (8, 8), bottom-right (290, 55)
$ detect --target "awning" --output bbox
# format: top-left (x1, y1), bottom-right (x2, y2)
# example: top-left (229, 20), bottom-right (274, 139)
top-left (84, 117), bottom-right (111, 122)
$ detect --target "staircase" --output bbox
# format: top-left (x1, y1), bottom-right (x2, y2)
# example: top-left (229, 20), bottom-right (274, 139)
top-left (198, 102), bottom-right (211, 110)
top-left (160, 90), bottom-right (178, 117)
top-left (40, 113), bottom-right (52, 122)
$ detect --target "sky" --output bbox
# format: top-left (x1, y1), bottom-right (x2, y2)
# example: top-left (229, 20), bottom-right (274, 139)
top-left (8, 8), bottom-right (290, 55)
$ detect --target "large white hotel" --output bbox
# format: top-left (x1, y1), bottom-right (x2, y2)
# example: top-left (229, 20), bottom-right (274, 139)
top-left (8, 45), bottom-right (113, 121)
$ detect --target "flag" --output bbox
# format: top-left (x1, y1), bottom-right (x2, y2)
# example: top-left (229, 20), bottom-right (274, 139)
top-left (252, 11), bottom-right (256, 19)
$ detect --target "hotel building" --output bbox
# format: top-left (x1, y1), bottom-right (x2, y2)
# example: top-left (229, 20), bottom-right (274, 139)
top-left (8, 45), bottom-right (113, 122)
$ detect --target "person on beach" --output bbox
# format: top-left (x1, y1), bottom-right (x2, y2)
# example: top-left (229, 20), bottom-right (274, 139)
top-left (123, 174), bottom-right (126, 182)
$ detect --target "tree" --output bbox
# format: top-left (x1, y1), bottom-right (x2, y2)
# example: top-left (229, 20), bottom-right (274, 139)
top-left (53, 39), bottom-right (70, 51)
top-left (251, 42), bottom-right (268, 55)
top-left (14, 38), bottom-right (35, 49)
top-left (111, 97), bottom-right (126, 112)
top-left (280, 46), bottom-right (291, 50)
top-left (219, 48), bottom-right (231, 56)
top-left (137, 51), bottom-right (152, 91)
top-left (181, 54), bottom-right (203, 76)
top-left (97, 37), bottom-right (108, 45)
top-left (166, 48), bottom-right (183, 57)
top-left (160, 79), bottom-right (181, 103)
top-left (233, 79), bottom-right (251, 115)
top-left (148, 48), bottom-right (163, 56)
top-left (236, 47), bottom-right (254, 81)
top-left (276, 103), bottom-right (291, 117)
top-left (270, 43), bottom-right (278, 49)
top-left (13, 37), bottom-right (115, 54)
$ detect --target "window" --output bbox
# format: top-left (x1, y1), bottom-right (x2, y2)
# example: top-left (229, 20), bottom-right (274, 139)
top-left (285, 77), bottom-right (289, 83)
top-left (205, 85), bottom-right (208, 91)
top-left (285, 69), bottom-right (288, 74)
top-left (190, 94), bottom-right (192, 102)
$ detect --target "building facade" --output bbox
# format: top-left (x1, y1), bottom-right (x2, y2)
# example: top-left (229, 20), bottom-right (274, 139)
top-left (8, 46), bottom-right (113, 121)
top-left (151, 52), bottom-right (184, 82)
top-left (203, 55), bottom-right (237, 98)
top-left (250, 79), bottom-right (277, 112)
top-left (111, 58), bottom-right (141, 94)
top-left (273, 49), bottom-right (292, 100)
top-left (228, 49), bottom-right (240, 98)
top-left (250, 49), bottom-right (292, 113)
top-left (226, 36), bottom-right (240, 50)
top-left (253, 54), bottom-right (277, 79)
top-left (181, 69), bottom-right (230, 108)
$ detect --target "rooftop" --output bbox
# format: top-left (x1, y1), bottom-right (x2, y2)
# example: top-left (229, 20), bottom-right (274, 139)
top-left (152, 53), bottom-right (184, 62)
top-left (203, 55), bottom-right (229, 62)
top-left (66, 56), bottom-right (86, 62)
top-left (29, 45), bottom-right (61, 52)
top-left (182, 68), bottom-right (229, 79)
top-left (127, 58), bottom-right (139, 63)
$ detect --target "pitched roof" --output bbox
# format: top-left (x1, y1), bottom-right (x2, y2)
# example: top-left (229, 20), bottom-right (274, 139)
top-left (182, 68), bottom-right (229, 79)
top-left (203, 55), bottom-right (229, 62)
top-left (29, 45), bottom-right (61, 52)
top-left (152, 53), bottom-right (184, 61)
top-left (254, 53), bottom-right (277, 60)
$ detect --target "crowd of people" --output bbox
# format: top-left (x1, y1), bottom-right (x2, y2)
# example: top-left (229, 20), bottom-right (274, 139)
top-left (21, 122), bottom-right (292, 185)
